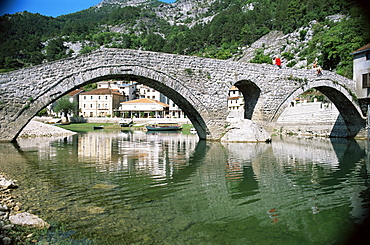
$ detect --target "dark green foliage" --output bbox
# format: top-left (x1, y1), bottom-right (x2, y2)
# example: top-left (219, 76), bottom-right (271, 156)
top-left (46, 38), bottom-right (70, 61)
top-left (83, 83), bottom-right (97, 91)
top-left (250, 49), bottom-right (273, 64)
top-left (282, 52), bottom-right (295, 61)
top-left (108, 6), bottom-right (141, 25)
top-left (0, 0), bottom-right (368, 78)
top-left (37, 108), bottom-right (48, 117)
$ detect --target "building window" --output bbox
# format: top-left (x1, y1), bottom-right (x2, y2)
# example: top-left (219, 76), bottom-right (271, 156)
top-left (105, 96), bottom-right (108, 100)
top-left (98, 96), bottom-right (101, 100)
top-left (362, 73), bottom-right (370, 88)
top-left (90, 104), bottom-right (93, 108)
top-left (366, 52), bottom-right (370, 60)
top-left (84, 96), bottom-right (86, 100)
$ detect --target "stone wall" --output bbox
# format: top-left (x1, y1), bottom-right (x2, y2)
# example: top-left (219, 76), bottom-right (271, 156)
top-left (275, 102), bottom-right (349, 137)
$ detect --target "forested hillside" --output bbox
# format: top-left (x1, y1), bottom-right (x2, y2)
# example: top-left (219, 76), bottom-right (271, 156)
top-left (0, 0), bottom-right (369, 78)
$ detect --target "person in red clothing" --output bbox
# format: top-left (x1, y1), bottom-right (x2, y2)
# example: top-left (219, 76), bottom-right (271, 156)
top-left (274, 56), bottom-right (281, 68)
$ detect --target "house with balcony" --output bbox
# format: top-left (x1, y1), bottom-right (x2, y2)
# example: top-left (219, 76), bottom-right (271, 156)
top-left (79, 88), bottom-right (125, 117)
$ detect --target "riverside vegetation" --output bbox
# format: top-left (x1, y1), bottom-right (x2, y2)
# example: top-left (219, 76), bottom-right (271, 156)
top-left (0, 0), bottom-right (369, 79)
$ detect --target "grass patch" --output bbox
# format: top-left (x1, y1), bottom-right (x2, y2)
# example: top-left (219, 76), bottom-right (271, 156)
top-left (181, 124), bottom-right (194, 134)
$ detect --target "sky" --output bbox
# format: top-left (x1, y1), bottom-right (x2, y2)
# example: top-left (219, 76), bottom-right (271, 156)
top-left (0, 0), bottom-right (175, 17)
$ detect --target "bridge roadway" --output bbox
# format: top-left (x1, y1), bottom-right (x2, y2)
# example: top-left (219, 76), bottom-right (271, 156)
top-left (0, 48), bottom-right (365, 142)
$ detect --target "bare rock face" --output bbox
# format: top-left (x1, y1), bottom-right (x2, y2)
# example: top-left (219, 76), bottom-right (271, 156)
top-left (221, 119), bottom-right (271, 143)
top-left (9, 212), bottom-right (50, 229)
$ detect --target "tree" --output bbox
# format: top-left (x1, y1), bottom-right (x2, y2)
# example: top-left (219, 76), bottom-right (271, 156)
top-left (46, 38), bottom-right (69, 61)
top-left (53, 96), bottom-right (77, 122)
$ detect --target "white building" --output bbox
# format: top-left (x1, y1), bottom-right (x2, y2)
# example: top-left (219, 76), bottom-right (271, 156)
top-left (352, 44), bottom-right (370, 99)
top-left (79, 88), bottom-right (125, 117)
top-left (98, 81), bottom-right (138, 101)
top-left (138, 84), bottom-right (162, 100)
top-left (228, 86), bottom-right (244, 111)
top-left (119, 98), bottom-right (169, 118)
top-left (92, 81), bottom-right (244, 119)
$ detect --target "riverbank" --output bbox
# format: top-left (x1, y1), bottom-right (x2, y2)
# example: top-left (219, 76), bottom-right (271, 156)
top-left (19, 120), bottom-right (77, 138)
top-left (0, 174), bottom-right (50, 244)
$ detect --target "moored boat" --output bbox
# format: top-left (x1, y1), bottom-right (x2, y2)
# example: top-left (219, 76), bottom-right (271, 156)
top-left (93, 125), bottom-right (104, 130)
top-left (146, 122), bottom-right (182, 131)
top-left (119, 119), bottom-right (134, 127)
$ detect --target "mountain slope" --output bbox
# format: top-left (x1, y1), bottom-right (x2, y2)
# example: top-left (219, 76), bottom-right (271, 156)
top-left (0, 0), bottom-right (369, 78)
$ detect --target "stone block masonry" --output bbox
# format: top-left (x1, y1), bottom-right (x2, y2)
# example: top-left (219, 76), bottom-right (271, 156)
top-left (0, 48), bottom-right (365, 141)
top-left (275, 102), bottom-right (348, 137)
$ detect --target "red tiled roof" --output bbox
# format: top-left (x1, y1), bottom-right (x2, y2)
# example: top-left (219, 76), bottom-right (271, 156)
top-left (228, 96), bottom-right (240, 100)
top-left (80, 88), bottom-right (123, 96)
top-left (68, 89), bottom-right (84, 97)
top-left (120, 98), bottom-right (169, 107)
top-left (351, 44), bottom-right (370, 54)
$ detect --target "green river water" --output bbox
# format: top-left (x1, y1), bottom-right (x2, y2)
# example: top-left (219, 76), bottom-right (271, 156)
top-left (1, 130), bottom-right (369, 244)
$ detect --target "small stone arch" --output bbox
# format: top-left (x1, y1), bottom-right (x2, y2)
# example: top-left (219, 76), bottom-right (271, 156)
top-left (271, 79), bottom-right (365, 137)
top-left (234, 80), bottom-right (261, 120)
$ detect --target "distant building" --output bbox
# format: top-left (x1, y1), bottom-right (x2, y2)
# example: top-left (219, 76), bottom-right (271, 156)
top-left (352, 44), bottom-right (370, 99)
top-left (68, 89), bottom-right (84, 113)
top-left (87, 81), bottom-right (245, 119)
top-left (119, 98), bottom-right (169, 118)
top-left (138, 84), bottom-right (162, 101)
top-left (168, 100), bottom-right (186, 118)
top-left (228, 86), bottom-right (244, 111)
top-left (98, 81), bottom-right (138, 101)
top-left (79, 88), bottom-right (125, 117)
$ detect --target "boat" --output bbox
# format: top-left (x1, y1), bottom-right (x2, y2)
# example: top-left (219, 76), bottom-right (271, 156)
top-left (146, 122), bottom-right (182, 131)
top-left (93, 125), bottom-right (104, 130)
top-left (190, 128), bottom-right (197, 134)
top-left (119, 118), bottom-right (134, 127)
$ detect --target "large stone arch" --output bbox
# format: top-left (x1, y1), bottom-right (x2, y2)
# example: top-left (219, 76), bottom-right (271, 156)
top-left (5, 65), bottom-right (213, 142)
top-left (270, 79), bottom-right (365, 137)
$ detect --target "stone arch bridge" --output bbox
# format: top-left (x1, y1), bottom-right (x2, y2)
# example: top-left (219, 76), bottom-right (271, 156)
top-left (0, 49), bottom-right (365, 142)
